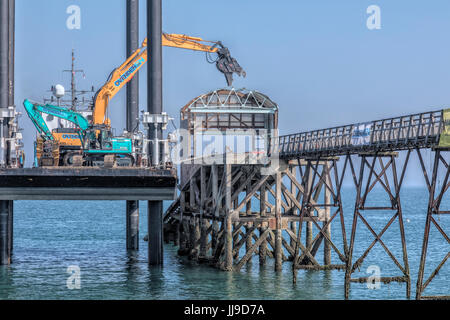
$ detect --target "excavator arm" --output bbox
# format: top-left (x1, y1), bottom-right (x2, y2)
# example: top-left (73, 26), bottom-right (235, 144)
top-left (93, 33), bottom-right (246, 126)
top-left (23, 99), bottom-right (90, 141)
top-left (162, 33), bottom-right (246, 88)
top-left (92, 41), bottom-right (147, 126)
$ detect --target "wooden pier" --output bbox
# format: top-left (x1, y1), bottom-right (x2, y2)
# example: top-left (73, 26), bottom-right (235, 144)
top-left (163, 88), bottom-right (450, 300)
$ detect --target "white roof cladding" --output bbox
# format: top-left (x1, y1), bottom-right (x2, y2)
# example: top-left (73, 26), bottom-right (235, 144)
top-left (181, 88), bottom-right (278, 115)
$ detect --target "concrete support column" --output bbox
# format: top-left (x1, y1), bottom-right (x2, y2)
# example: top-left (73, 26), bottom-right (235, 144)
top-left (125, 0), bottom-right (140, 251)
top-left (148, 200), bottom-right (163, 265)
top-left (0, 200), bottom-right (11, 265)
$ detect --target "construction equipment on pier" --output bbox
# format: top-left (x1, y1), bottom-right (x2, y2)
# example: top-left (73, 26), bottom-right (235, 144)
top-left (93, 32), bottom-right (246, 127)
top-left (24, 99), bottom-right (138, 167)
top-left (26, 32), bottom-right (245, 168)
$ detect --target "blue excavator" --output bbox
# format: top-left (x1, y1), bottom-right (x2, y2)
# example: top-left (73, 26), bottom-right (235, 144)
top-left (24, 99), bottom-right (134, 167)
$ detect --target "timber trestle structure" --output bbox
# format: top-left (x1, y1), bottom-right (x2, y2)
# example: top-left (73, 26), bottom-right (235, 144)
top-left (164, 89), bottom-right (449, 299)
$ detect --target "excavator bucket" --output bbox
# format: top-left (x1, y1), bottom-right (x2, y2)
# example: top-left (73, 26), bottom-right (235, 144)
top-left (215, 46), bottom-right (246, 86)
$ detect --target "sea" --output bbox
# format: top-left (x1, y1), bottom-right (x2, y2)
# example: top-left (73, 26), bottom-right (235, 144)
top-left (0, 187), bottom-right (448, 300)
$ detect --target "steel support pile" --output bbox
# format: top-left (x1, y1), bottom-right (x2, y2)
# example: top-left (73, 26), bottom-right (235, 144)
top-left (147, 0), bottom-right (163, 265)
top-left (291, 158), bottom-right (348, 283)
top-left (126, 0), bottom-right (140, 251)
top-left (0, 0), bottom-right (9, 165)
top-left (343, 152), bottom-right (411, 299)
top-left (0, 0), bottom-right (14, 266)
top-left (416, 148), bottom-right (450, 300)
top-left (163, 149), bottom-right (450, 299)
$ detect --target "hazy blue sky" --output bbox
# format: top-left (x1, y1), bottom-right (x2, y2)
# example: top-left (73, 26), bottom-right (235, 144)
top-left (14, 0), bottom-right (450, 184)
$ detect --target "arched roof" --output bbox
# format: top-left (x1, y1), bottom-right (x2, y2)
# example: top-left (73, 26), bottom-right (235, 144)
top-left (181, 88), bottom-right (278, 116)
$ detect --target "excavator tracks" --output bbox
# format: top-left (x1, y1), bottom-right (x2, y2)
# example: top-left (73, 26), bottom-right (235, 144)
top-left (37, 138), bottom-right (60, 167)
top-left (72, 155), bottom-right (84, 167)
top-left (103, 155), bottom-right (116, 168)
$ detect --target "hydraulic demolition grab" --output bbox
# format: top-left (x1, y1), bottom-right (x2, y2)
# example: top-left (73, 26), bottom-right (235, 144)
top-left (161, 33), bottom-right (246, 86)
top-left (93, 32), bottom-right (246, 126)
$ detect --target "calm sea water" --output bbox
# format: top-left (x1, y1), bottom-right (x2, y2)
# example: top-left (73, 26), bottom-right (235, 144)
top-left (0, 187), bottom-right (448, 300)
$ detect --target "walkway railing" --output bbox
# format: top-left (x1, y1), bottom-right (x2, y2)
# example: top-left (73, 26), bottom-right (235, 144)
top-left (275, 110), bottom-right (444, 158)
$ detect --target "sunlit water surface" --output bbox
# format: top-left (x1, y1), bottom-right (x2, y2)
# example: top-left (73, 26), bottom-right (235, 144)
top-left (0, 187), bottom-right (448, 300)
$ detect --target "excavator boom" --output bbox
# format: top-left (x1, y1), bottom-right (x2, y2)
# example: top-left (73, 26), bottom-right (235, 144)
top-left (92, 42), bottom-right (147, 126)
top-left (23, 99), bottom-right (90, 140)
top-left (162, 33), bottom-right (219, 52)
top-left (93, 33), bottom-right (246, 126)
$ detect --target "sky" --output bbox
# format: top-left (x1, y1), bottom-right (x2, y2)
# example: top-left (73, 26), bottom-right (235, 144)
top-left (13, 0), bottom-right (450, 185)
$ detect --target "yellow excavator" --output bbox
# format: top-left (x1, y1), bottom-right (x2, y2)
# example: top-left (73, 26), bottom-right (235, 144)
top-left (93, 32), bottom-right (246, 126)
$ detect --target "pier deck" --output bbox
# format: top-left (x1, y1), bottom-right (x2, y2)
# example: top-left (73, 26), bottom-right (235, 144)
top-left (0, 167), bottom-right (177, 200)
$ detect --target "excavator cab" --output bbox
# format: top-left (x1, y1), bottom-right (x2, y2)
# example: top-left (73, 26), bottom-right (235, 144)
top-left (82, 126), bottom-right (110, 150)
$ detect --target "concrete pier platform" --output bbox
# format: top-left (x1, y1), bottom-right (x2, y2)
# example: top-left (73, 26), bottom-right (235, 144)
top-left (0, 168), bottom-right (177, 200)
